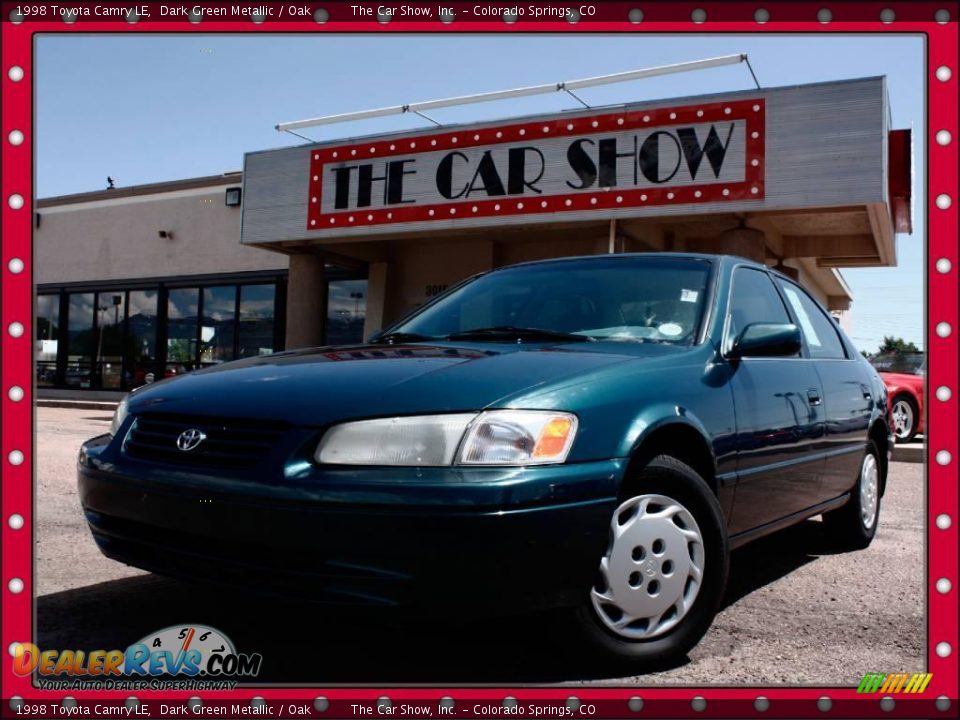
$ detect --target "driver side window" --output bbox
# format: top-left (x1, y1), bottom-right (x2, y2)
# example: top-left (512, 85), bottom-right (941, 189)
top-left (727, 268), bottom-right (792, 352)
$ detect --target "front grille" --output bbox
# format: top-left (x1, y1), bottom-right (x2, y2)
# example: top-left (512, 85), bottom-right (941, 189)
top-left (123, 413), bottom-right (288, 470)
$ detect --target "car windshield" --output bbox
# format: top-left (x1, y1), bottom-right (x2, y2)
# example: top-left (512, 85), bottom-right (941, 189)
top-left (870, 352), bottom-right (925, 376)
top-left (388, 256), bottom-right (712, 345)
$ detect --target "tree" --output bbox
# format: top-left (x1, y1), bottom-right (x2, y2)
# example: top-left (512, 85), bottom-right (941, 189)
top-left (877, 336), bottom-right (920, 354)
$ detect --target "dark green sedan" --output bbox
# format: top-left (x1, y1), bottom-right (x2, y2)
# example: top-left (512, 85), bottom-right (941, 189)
top-left (79, 253), bottom-right (893, 666)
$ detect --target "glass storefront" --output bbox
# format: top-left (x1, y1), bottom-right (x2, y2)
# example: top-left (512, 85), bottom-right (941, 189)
top-left (238, 284), bottom-right (277, 358)
top-left (66, 293), bottom-right (95, 388)
top-left (326, 279), bottom-right (368, 346)
top-left (201, 285), bottom-right (237, 366)
top-left (36, 268), bottom-right (366, 391)
top-left (36, 274), bottom-right (287, 391)
top-left (127, 289), bottom-right (159, 387)
top-left (36, 295), bottom-right (60, 387)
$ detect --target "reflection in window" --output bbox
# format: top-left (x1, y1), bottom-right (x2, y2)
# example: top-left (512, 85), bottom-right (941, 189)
top-left (327, 280), bottom-right (367, 346)
top-left (36, 295), bottom-right (60, 387)
top-left (127, 290), bottom-right (158, 387)
top-left (167, 288), bottom-right (199, 376)
top-left (97, 292), bottom-right (126, 389)
top-left (66, 293), bottom-right (95, 388)
top-left (201, 286), bottom-right (236, 365)
top-left (238, 284), bottom-right (276, 358)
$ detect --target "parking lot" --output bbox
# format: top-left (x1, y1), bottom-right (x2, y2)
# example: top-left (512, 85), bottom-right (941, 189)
top-left (35, 406), bottom-right (924, 685)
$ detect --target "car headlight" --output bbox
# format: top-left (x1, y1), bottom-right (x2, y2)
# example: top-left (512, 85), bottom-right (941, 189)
top-left (109, 396), bottom-right (129, 436)
top-left (315, 410), bottom-right (578, 467)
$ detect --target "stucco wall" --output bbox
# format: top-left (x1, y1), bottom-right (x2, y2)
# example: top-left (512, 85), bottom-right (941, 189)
top-left (36, 184), bottom-right (286, 286)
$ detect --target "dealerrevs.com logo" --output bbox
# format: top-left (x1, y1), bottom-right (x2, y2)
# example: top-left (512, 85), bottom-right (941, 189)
top-left (12, 624), bottom-right (262, 690)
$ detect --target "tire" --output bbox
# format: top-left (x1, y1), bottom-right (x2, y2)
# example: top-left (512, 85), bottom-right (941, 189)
top-left (565, 455), bottom-right (729, 668)
top-left (822, 440), bottom-right (881, 550)
top-left (890, 394), bottom-right (919, 443)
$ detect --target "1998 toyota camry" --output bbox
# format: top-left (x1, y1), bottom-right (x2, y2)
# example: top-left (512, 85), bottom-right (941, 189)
top-left (79, 253), bottom-right (893, 665)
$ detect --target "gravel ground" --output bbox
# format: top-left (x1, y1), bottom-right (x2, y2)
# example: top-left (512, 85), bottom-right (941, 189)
top-left (35, 407), bottom-right (924, 685)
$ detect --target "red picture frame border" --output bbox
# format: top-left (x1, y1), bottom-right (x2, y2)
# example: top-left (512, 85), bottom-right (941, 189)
top-left (1, 3), bottom-right (956, 718)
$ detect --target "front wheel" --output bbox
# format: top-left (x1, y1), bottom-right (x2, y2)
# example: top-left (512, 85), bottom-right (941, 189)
top-left (566, 455), bottom-right (728, 668)
top-left (822, 440), bottom-right (881, 550)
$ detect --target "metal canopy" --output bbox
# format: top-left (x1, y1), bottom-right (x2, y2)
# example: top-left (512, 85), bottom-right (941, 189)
top-left (275, 54), bottom-right (750, 134)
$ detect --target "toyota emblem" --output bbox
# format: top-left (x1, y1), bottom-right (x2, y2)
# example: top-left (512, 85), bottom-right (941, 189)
top-left (176, 428), bottom-right (206, 452)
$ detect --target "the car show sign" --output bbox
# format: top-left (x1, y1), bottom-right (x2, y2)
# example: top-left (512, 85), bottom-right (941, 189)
top-left (305, 99), bottom-right (765, 230)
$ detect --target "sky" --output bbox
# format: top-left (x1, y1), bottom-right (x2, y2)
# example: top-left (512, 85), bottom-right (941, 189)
top-left (34, 34), bottom-right (926, 352)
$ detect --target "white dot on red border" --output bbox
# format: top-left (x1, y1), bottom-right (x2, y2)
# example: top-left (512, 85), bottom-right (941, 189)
top-left (8, 130), bottom-right (24, 146)
top-left (8, 322), bottom-right (24, 338)
top-left (8, 386), bottom-right (24, 402)
top-left (8, 258), bottom-right (24, 274)
top-left (8, 515), bottom-right (24, 530)
top-left (8, 66), bottom-right (25, 82)
top-left (8, 578), bottom-right (23, 594)
top-left (8, 194), bottom-right (24, 210)
top-left (8, 450), bottom-right (24, 466)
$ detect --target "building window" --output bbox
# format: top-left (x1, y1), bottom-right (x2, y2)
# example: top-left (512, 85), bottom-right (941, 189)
top-left (326, 280), bottom-right (367, 346)
top-left (201, 285), bottom-right (237, 366)
top-left (36, 275), bottom-right (285, 391)
top-left (66, 293), bottom-right (95, 388)
top-left (97, 292), bottom-right (126, 389)
top-left (238, 284), bottom-right (276, 358)
top-left (167, 287), bottom-right (200, 376)
top-left (127, 289), bottom-right (159, 388)
top-left (36, 294), bottom-right (60, 387)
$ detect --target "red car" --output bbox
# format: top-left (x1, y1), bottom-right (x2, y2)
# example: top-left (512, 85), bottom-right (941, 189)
top-left (870, 352), bottom-right (925, 443)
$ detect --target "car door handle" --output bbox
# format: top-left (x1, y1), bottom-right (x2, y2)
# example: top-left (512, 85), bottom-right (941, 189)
top-left (861, 383), bottom-right (872, 400)
top-left (807, 389), bottom-right (822, 406)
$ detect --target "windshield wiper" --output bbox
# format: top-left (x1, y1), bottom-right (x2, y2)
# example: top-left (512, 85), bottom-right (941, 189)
top-left (373, 331), bottom-right (438, 344)
top-left (445, 326), bottom-right (594, 343)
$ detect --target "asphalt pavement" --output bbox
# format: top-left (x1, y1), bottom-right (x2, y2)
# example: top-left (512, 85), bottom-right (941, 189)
top-left (34, 407), bottom-right (924, 686)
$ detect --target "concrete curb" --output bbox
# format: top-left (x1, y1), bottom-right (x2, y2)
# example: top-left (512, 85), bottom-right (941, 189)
top-left (37, 399), bottom-right (119, 411)
top-left (892, 443), bottom-right (924, 464)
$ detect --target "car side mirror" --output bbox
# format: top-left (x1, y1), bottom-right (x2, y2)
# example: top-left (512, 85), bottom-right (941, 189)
top-left (366, 330), bottom-right (383, 344)
top-left (729, 323), bottom-right (802, 359)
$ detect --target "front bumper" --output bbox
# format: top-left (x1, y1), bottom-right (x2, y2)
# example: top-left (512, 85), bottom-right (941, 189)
top-left (78, 435), bottom-right (624, 615)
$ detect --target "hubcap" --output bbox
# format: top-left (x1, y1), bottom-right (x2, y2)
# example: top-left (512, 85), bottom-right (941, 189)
top-left (590, 494), bottom-right (705, 640)
top-left (860, 453), bottom-right (879, 530)
top-left (891, 400), bottom-right (914, 439)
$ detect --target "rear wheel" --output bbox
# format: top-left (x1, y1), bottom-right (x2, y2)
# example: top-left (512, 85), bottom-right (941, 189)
top-left (566, 455), bottom-right (728, 668)
top-left (890, 394), bottom-right (918, 443)
top-left (822, 440), bottom-right (881, 550)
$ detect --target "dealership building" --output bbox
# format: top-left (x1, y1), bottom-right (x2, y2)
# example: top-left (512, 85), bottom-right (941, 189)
top-left (35, 76), bottom-right (910, 395)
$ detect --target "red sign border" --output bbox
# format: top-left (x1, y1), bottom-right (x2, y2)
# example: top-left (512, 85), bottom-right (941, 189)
top-left (307, 98), bottom-right (765, 229)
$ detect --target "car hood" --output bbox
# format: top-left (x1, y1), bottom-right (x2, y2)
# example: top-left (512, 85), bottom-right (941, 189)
top-left (126, 341), bottom-right (685, 425)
